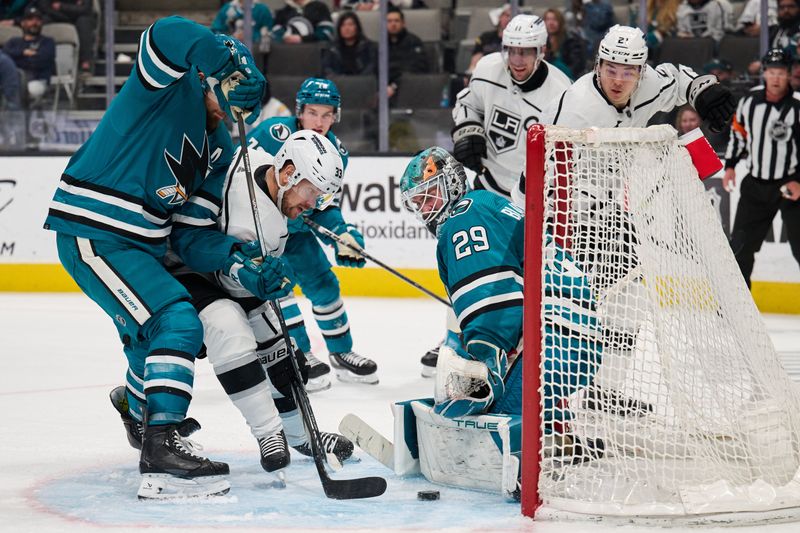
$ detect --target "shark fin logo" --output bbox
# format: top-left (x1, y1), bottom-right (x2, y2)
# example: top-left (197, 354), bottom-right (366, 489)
top-left (158, 133), bottom-right (209, 205)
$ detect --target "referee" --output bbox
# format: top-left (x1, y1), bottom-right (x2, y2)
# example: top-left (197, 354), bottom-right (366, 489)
top-left (724, 48), bottom-right (800, 288)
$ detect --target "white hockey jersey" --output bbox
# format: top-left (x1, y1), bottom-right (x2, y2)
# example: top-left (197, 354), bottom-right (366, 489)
top-left (542, 63), bottom-right (699, 129)
top-left (453, 53), bottom-right (572, 197)
top-left (217, 146), bottom-right (289, 298)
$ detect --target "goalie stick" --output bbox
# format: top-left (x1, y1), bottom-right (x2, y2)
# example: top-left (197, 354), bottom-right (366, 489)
top-left (302, 215), bottom-right (451, 307)
top-left (338, 413), bottom-right (394, 470)
top-left (235, 115), bottom-right (386, 499)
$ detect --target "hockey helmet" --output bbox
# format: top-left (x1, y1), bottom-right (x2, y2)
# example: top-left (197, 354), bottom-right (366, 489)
top-left (273, 130), bottom-right (343, 211)
top-left (762, 48), bottom-right (792, 70)
top-left (501, 14), bottom-right (547, 82)
top-left (400, 147), bottom-right (467, 236)
top-left (296, 77), bottom-right (341, 122)
top-left (597, 25), bottom-right (648, 66)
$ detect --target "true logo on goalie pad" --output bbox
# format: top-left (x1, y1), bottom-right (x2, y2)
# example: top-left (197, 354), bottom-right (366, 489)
top-left (488, 107), bottom-right (520, 154)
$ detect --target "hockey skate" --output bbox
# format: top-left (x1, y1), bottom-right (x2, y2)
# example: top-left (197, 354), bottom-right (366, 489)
top-left (420, 344), bottom-right (439, 378)
top-left (329, 351), bottom-right (379, 384)
top-left (109, 386), bottom-right (143, 450)
top-left (305, 351), bottom-right (332, 393)
top-left (582, 386), bottom-right (653, 417)
top-left (292, 431), bottom-right (354, 463)
top-left (138, 418), bottom-right (230, 500)
top-left (258, 430), bottom-right (290, 488)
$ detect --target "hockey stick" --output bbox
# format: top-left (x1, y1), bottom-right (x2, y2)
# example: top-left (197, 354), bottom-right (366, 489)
top-left (338, 413), bottom-right (394, 470)
top-left (270, 300), bottom-right (388, 500)
top-left (234, 115), bottom-right (386, 499)
top-left (302, 215), bottom-right (451, 307)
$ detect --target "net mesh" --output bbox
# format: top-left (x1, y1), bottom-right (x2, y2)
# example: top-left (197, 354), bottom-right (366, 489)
top-left (532, 125), bottom-right (800, 516)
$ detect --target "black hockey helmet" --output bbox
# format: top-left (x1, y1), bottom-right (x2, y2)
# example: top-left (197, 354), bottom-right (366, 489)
top-left (762, 48), bottom-right (792, 70)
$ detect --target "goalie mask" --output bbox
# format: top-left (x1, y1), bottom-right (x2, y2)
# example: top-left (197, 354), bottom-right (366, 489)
top-left (400, 147), bottom-right (467, 236)
top-left (501, 14), bottom-right (547, 83)
top-left (296, 77), bottom-right (341, 122)
top-left (273, 130), bottom-right (343, 212)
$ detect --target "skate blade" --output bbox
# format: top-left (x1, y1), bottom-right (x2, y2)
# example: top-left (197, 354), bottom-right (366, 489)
top-left (421, 365), bottom-right (436, 378)
top-left (305, 376), bottom-right (332, 393)
top-left (271, 470), bottom-right (287, 489)
top-left (137, 474), bottom-right (230, 500)
top-left (334, 368), bottom-right (379, 385)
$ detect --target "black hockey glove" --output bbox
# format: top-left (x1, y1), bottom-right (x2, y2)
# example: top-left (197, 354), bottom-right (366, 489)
top-left (452, 122), bottom-right (487, 173)
top-left (259, 340), bottom-right (309, 398)
top-left (693, 83), bottom-right (736, 134)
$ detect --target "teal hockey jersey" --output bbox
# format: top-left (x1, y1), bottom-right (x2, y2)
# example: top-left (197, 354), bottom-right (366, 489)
top-left (246, 116), bottom-right (349, 234)
top-left (44, 17), bottom-right (239, 268)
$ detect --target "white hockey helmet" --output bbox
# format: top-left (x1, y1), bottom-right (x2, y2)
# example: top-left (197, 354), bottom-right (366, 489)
top-left (501, 14), bottom-right (547, 49)
top-left (501, 14), bottom-right (547, 82)
top-left (597, 25), bottom-right (648, 66)
top-left (273, 130), bottom-right (343, 210)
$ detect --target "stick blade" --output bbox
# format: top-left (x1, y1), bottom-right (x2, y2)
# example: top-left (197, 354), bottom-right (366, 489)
top-left (322, 475), bottom-right (388, 500)
top-left (339, 413), bottom-right (394, 470)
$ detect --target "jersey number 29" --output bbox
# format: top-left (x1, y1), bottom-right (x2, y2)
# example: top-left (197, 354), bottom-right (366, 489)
top-left (452, 226), bottom-right (489, 260)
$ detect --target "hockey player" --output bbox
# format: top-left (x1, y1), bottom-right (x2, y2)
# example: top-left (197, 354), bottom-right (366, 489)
top-left (425, 14), bottom-right (572, 377)
top-left (451, 14), bottom-right (571, 198)
top-left (43, 17), bottom-right (270, 499)
top-left (398, 147), bottom-right (647, 496)
top-left (112, 131), bottom-right (355, 477)
top-left (247, 77), bottom-right (378, 391)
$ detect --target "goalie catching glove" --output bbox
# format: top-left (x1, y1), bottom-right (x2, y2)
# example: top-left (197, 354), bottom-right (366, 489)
top-left (223, 241), bottom-right (294, 300)
top-left (688, 75), bottom-right (735, 133)
top-left (205, 35), bottom-right (266, 124)
top-left (451, 122), bottom-right (487, 173)
top-left (434, 341), bottom-right (507, 418)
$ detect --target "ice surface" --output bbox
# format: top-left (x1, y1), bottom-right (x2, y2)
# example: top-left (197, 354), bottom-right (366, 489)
top-left (1, 294), bottom-right (799, 533)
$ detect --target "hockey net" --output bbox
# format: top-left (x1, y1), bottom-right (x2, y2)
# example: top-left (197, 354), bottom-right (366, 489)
top-left (522, 124), bottom-right (800, 522)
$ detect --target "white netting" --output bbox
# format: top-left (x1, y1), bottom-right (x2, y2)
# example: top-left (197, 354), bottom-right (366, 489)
top-left (532, 125), bottom-right (800, 517)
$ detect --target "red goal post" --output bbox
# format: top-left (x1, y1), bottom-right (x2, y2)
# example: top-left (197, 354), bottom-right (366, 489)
top-left (521, 124), bottom-right (800, 525)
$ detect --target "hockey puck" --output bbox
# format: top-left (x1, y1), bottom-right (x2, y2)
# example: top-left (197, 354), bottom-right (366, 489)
top-left (417, 490), bottom-right (440, 501)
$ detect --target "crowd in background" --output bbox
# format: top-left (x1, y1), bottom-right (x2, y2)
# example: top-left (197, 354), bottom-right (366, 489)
top-left (0, 0), bottom-right (799, 151)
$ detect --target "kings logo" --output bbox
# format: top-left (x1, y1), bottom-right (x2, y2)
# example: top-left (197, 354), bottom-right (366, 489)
top-left (488, 106), bottom-right (521, 154)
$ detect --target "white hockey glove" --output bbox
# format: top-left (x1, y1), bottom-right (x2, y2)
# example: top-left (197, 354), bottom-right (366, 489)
top-left (434, 341), bottom-right (507, 419)
top-left (332, 223), bottom-right (365, 268)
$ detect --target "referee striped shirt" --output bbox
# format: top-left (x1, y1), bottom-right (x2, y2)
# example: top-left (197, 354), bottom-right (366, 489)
top-left (725, 86), bottom-right (800, 180)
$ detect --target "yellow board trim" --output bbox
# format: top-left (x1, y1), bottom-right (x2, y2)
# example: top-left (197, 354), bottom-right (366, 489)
top-left (1, 264), bottom-right (797, 314)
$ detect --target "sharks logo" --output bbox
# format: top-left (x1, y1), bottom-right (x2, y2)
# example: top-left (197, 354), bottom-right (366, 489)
top-left (270, 123), bottom-right (291, 141)
top-left (158, 133), bottom-right (209, 205)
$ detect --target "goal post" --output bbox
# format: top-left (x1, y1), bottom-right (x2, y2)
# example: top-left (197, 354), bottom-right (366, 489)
top-left (521, 124), bottom-right (800, 524)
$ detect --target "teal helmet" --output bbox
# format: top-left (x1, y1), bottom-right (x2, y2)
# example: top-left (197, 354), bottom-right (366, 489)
top-left (296, 77), bottom-right (341, 122)
top-left (400, 147), bottom-right (467, 236)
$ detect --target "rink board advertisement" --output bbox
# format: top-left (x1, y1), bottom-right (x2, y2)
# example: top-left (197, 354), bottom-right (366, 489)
top-left (0, 155), bottom-right (798, 311)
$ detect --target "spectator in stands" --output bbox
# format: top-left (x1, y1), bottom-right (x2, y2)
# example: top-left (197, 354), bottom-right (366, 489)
top-left (793, 59), bottom-right (800, 89)
top-left (467, 3), bottom-right (511, 75)
top-left (573, 0), bottom-right (624, 53)
top-left (641, 0), bottom-right (681, 55)
top-left (543, 8), bottom-right (587, 79)
top-left (35, 0), bottom-right (96, 76)
top-left (0, 49), bottom-right (21, 109)
top-left (322, 11), bottom-right (377, 76)
top-left (704, 58), bottom-right (734, 82)
top-left (272, 0), bottom-right (334, 44)
top-left (1, 0), bottom-right (28, 26)
top-left (3, 6), bottom-right (54, 106)
top-left (676, 0), bottom-right (732, 43)
top-left (386, 5), bottom-right (428, 101)
top-left (675, 104), bottom-right (702, 134)
top-left (737, 0), bottom-right (777, 36)
top-left (341, 0), bottom-right (427, 11)
top-left (211, 1), bottom-right (274, 54)
top-left (769, 0), bottom-right (800, 50)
